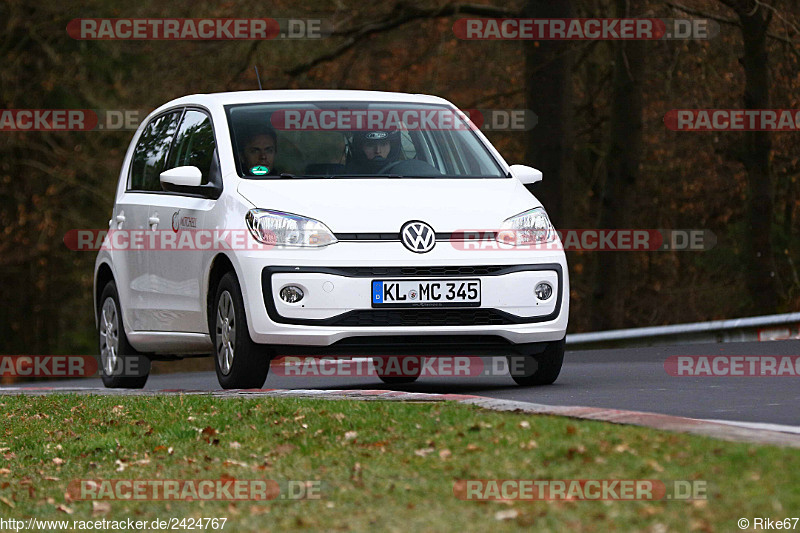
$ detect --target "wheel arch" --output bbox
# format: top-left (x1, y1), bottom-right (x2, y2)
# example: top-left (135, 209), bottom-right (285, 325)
top-left (95, 262), bottom-right (115, 327)
top-left (206, 253), bottom-right (237, 334)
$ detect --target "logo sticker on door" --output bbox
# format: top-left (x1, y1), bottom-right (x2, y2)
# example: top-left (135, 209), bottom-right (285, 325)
top-left (172, 211), bottom-right (197, 233)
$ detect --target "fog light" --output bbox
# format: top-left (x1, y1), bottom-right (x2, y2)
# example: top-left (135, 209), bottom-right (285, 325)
top-left (280, 286), bottom-right (304, 303)
top-left (535, 282), bottom-right (552, 301)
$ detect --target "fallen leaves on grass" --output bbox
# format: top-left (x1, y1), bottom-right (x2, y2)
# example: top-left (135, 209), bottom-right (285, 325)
top-left (92, 501), bottom-right (111, 516)
top-left (494, 509), bottom-right (519, 521)
top-left (414, 447), bottom-right (435, 457)
top-left (272, 444), bottom-right (296, 455)
top-left (56, 504), bottom-right (73, 514)
top-left (351, 462), bottom-right (363, 486)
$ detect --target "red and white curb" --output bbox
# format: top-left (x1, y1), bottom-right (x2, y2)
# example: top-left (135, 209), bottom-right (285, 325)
top-left (2, 386), bottom-right (800, 447)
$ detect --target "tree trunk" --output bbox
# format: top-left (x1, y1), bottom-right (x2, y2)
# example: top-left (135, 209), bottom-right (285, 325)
top-left (522, 0), bottom-right (574, 227)
top-left (735, 4), bottom-right (780, 313)
top-left (592, 0), bottom-right (645, 330)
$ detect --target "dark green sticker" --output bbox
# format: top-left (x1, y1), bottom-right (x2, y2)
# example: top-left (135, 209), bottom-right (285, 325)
top-left (250, 166), bottom-right (269, 176)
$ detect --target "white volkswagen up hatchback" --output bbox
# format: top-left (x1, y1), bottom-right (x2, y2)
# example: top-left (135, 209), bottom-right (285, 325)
top-left (94, 90), bottom-right (569, 389)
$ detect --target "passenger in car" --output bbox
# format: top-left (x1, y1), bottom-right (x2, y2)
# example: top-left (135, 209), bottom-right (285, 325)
top-left (240, 127), bottom-right (278, 176)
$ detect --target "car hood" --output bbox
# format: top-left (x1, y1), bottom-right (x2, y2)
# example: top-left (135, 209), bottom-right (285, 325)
top-left (236, 178), bottom-right (541, 233)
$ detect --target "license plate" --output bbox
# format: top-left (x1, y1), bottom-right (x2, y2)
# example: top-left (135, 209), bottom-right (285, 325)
top-left (371, 279), bottom-right (481, 308)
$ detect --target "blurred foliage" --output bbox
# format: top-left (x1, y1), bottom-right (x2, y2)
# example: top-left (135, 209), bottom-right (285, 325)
top-left (0, 0), bottom-right (798, 355)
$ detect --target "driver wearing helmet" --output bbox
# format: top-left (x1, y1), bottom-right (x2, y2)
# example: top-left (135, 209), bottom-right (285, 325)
top-left (345, 130), bottom-right (402, 174)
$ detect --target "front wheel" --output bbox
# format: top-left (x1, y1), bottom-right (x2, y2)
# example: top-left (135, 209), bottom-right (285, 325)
top-left (212, 272), bottom-right (270, 389)
top-left (98, 281), bottom-right (150, 389)
top-left (507, 338), bottom-right (565, 386)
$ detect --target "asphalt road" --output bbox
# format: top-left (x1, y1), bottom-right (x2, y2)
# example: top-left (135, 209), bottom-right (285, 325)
top-left (4, 340), bottom-right (799, 427)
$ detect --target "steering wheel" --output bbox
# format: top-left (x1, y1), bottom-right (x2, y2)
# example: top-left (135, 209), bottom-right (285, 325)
top-left (377, 159), bottom-right (441, 176)
top-left (376, 160), bottom-right (405, 174)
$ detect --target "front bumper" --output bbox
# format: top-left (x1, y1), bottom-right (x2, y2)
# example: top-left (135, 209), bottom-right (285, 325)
top-left (234, 244), bottom-right (569, 347)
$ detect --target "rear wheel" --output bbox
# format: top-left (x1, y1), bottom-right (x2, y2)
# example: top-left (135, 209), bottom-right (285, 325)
top-left (212, 272), bottom-right (270, 389)
top-left (507, 338), bottom-right (565, 386)
top-left (98, 281), bottom-right (150, 389)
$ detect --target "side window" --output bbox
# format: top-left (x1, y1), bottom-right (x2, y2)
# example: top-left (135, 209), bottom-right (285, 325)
top-left (129, 111), bottom-right (182, 191)
top-left (166, 110), bottom-right (216, 184)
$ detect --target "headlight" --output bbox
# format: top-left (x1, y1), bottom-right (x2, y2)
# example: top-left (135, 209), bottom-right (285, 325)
top-left (246, 209), bottom-right (337, 247)
top-left (497, 207), bottom-right (557, 246)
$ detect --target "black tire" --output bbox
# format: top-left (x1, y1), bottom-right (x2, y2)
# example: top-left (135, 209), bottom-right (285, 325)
top-left (212, 271), bottom-right (270, 389)
top-left (98, 281), bottom-right (150, 389)
top-left (374, 356), bottom-right (421, 385)
top-left (507, 338), bottom-right (565, 386)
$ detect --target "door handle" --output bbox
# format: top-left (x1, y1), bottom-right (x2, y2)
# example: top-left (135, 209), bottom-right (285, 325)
top-left (116, 214), bottom-right (126, 223)
top-left (149, 216), bottom-right (160, 229)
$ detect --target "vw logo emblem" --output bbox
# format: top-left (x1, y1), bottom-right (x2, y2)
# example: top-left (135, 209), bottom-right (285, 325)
top-left (401, 221), bottom-right (436, 253)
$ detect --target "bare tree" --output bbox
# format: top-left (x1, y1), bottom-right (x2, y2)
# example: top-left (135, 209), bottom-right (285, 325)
top-left (592, 0), bottom-right (646, 330)
top-left (719, 0), bottom-right (780, 313)
top-left (522, 0), bottom-right (575, 227)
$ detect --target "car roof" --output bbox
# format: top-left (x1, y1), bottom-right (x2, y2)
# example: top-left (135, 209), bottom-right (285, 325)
top-left (157, 90), bottom-right (455, 113)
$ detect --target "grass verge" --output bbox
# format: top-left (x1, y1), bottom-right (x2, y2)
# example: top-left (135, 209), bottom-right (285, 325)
top-left (0, 394), bottom-right (798, 531)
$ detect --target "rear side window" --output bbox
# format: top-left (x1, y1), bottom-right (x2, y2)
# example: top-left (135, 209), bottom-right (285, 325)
top-left (166, 110), bottom-right (216, 184)
top-left (129, 110), bottom-right (182, 191)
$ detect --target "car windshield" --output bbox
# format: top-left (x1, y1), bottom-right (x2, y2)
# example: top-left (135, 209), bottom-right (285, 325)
top-left (225, 101), bottom-right (507, 179)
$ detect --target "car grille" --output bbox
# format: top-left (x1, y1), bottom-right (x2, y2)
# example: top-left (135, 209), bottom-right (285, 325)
top-left (329, 265), bottom-right (510, 277)
top-left (330, 309), bottom-right (514, 327)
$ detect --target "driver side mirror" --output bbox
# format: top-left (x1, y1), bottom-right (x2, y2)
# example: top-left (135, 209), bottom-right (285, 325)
top-left (509, 165), bottom-right (543, 185)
